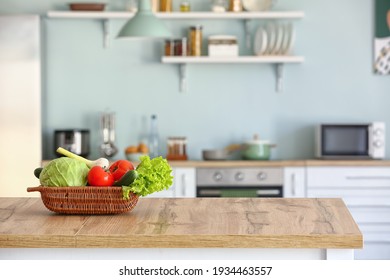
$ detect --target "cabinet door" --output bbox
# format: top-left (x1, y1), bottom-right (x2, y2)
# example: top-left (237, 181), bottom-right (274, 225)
top-left (306, 166), bottom-right (390, 260)
top-left (283, 167), bottom-right (305, 197)
top-left (146, 167), bottom-right (196, 198)
top-left (174, 168), bottom-right (196, 198)
top-left (307, 167), bottom-right (390, 207)
top-left (307, 167), bottom-right (390, 188)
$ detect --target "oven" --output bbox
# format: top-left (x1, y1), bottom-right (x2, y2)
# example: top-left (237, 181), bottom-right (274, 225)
top-left (196, 167), bottom-right (284, 198)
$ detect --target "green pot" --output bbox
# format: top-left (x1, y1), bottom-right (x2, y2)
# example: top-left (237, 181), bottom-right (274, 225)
top-left (242, 140), bottom-right (276, 160)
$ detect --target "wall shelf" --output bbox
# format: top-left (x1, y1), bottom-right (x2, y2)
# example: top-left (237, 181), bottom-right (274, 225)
top-left (162, 56), bottom-right (304, 63)
top-left (47, 11), bottom-right (305, 20)
top-left (46, 10), bottom-right (304, 93)
top-left (47, 11), bottom-right (304, 49)
top-left (162, 56), bottom-right (304, 93)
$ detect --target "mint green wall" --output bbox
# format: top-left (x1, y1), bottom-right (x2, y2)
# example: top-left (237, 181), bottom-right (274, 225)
top-left (2, 0), bottom-right (390, 160)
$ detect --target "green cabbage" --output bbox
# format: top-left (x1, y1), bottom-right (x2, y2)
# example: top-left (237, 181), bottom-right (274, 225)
top-left (123, 156), bottom-right (173, 198)
top-left (39, 157), bottom-right (89, 187)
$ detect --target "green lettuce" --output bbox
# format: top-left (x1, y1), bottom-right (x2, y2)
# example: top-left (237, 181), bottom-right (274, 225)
top-left (123, 156), bottom-right (173, 198)
top-left (40, 157), bottom-right (89, 187)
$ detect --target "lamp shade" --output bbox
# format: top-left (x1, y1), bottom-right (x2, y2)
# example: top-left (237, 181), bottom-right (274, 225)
top-left (117, 0), bottom-right (171, 39)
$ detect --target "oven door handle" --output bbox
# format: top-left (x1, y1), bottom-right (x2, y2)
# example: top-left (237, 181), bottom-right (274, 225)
top-left (198, 189), bottom-right (222, 197)
top-left (256, 189), bottom-right (282, 196)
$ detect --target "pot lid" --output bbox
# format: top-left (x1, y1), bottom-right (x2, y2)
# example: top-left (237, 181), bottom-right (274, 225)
top-left (245, 134), bottom-right (271, 145)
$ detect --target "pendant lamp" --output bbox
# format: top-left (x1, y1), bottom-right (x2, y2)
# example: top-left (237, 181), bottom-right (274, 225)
top-left (117, 0), bottom-right (171, 39)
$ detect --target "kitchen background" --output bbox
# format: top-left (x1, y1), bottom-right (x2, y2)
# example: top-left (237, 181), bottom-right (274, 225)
top-left (1, 0), bottom-right (390, 160)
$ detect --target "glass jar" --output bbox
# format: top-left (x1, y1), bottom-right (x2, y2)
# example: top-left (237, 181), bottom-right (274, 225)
top-left (228, 0), bottom-right (242, 12)
top-left (174, 38), bottom-right (187, 56)
top-left (180, 1), bottom-right (191, 12)
top-left (160, 0), bottom-right (172, 12)
top-left (167, 137), bottom-right (188, 160)
top-left (164, 39), bottom-right (175, 56)
top-left (189, 25), bottom-right (203, 56)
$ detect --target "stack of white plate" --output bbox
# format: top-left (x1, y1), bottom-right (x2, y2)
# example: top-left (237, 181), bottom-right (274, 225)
top-left (253, 22), bottom-right (295, 56)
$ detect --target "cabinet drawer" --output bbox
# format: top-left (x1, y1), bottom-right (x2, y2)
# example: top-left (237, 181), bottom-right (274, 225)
top-left (348, 207), bottom-right (390, 224)
top-left (307, 188), bottom-right (390, 206)
top-left (358, 224), bottom-right (390, 242)
top-left (307, 167), bottom-right (390, 188)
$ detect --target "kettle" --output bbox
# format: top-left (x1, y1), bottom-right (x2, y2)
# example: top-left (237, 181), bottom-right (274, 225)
top-left (54, 129), bottom-right (90, 157)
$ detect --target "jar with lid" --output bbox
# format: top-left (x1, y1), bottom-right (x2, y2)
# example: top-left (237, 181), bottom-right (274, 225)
top-left (160, 0), bottom-right (172, 12)
top-left (164, 39), bottom-right (175, 56)
top-left (189, 25), bottom-right (203, 56)
top-left (228, 0), bottom-right (242, 12)
top-left (174, 38), bottom-right (187, 56)
top-left (166, 137), bottom-right (188, 160)
top-left (180, 1), bottom-right (191, 12)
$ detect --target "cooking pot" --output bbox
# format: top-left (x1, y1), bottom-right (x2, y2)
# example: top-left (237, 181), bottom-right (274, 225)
top-left (241, 135), bottom-right (276, 160)
top-left (54, 129), bottom-right (90, 157)
top-left (202, 144), bottom-right (242, 160)
top-left (202, 149), bottom-right (231, 160)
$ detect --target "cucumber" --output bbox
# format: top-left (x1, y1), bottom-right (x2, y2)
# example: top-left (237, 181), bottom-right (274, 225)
top-left (34, 167), bottom-right (43, 179)
top-left (113, 170), bottom-right (138, 186)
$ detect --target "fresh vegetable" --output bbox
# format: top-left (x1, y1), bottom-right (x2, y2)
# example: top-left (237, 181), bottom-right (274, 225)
top-left (34, 167), bottom-right (43, 179)
top-left (122, 155), bottom-right (173, 198)
top-left (109, 159), bottom-right (134, 181)
top-left (56, 147), bottom-right (109, 169)
top-left (113, 170), bottom-right (138, 186)
top-left (39, 157), bottom-right (89, 187)
top-left (87, 166), bottom-right (114, 187)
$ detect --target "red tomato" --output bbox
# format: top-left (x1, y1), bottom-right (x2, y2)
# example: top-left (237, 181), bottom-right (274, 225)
top-left (87, 166), bottom-right (114, 187)
top-left (109, 160), bottom-right (135, 181)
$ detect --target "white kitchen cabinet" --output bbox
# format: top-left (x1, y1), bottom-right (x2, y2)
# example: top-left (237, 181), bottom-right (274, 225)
top-left (147, 167), bottom-right (196, 198)
top-left (283, 167), bottom-right (306, 197)
top-left (306, 166), bottom-right (390, 260)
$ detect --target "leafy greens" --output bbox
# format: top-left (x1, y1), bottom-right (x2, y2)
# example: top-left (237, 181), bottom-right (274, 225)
top-left (39, 157), bottom-right (89, 187)
top-left (122, 156), bottom-right (173, 198)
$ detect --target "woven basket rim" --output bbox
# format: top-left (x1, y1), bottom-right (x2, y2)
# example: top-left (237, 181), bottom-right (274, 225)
top-left (27, 185), bottom-right (139, 215)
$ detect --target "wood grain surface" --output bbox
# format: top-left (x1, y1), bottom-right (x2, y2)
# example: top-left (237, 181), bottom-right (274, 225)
top-left (0, 197), bottom-right (362, 249)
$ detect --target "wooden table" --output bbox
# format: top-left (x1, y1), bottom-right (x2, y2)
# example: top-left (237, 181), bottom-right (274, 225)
top-left (0, 197), bottom-right (362, 260)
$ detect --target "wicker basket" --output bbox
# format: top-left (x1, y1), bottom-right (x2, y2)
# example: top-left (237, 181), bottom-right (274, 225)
top-left (27, 186), bottom-right (139, 215)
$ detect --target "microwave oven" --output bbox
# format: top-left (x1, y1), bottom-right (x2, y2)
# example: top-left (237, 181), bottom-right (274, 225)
top-left (315, 122), bottom-right (386, 159)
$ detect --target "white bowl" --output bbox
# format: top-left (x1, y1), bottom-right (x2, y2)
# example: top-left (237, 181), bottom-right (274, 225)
top-left (242, 0), bottom-right (273, 11)
top-left (126, 153), bottom-right (147, 162)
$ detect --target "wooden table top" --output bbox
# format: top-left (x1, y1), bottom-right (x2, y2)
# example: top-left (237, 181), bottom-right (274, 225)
top-left (0, 197), bottom-right (362, 249)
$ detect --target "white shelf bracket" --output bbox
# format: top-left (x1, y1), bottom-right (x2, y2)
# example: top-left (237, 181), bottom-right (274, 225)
top-left (179, 63), bottom-right (187, 93)
top-left (244, 19), bottom-right (251, 50)
top-left (276, 63), bottom-right (284, 93)
top-left (102, 19), bottom-right (110, 48)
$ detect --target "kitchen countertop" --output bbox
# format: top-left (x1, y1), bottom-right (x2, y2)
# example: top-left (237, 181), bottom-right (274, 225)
top-left (0, 197), bottom-right (362, 249)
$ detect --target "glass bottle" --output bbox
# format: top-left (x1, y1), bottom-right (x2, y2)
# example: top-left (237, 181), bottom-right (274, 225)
top-left (148, 114), bottom-right (159, 158)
